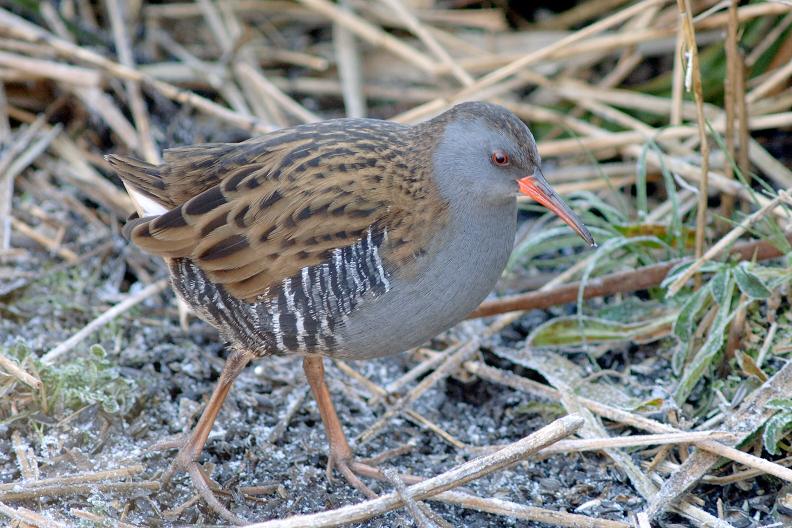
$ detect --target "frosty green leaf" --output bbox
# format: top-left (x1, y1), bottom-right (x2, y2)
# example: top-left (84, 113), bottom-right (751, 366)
top-left (528, 314), bottom-right (675, 348)
top-left (734, 262), bottom-right (771, 299)
top-left (763, 410), bottom-right (792, 456)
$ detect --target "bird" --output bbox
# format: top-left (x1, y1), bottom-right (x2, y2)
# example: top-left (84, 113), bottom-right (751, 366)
top-left (106, 101), bottom-right (595, 523)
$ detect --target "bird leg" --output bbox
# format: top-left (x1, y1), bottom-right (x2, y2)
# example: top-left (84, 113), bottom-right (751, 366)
top-left (303, 355), bottom-right (378, 499)
top-left (154, 348), bottom-right (253, 525)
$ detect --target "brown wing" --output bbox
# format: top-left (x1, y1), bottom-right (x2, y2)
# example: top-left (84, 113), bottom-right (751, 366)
top-left (108, 119), bottom-right (449, 302)
top-left (106, 130), bottom-right (298, 209)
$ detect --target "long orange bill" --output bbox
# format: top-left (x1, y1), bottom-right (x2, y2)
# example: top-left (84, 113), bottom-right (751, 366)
top-left (517, 168), bottom-right (596, 248)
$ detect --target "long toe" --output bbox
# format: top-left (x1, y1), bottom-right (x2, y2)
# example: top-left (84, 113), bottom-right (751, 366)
top-left (151, 437), bottom-right (244, 524)
top-left (329, 453), bottom-right (378, 499)
top-left (187, 463), bottom-right (246, 525)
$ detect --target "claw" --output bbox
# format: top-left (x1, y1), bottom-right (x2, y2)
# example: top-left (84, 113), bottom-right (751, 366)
top-left (147, 349), bottom-right (253, 524)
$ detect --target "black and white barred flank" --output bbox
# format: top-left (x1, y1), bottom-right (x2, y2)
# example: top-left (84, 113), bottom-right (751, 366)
top-left (170, 226), bottom-right (391, 356)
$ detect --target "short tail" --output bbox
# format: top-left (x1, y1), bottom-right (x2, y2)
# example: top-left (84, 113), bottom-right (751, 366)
top-left (105, 154), bottom-right (175, 209)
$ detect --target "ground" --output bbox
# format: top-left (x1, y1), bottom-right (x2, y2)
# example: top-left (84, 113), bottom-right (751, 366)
top-left (2, 230), bottom-right (788, 526)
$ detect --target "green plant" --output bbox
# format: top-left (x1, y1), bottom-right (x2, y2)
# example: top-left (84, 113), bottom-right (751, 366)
top-left (763, 399), bottom-right (792, 455)
top-left (2, 342), bottom-right (137, 421)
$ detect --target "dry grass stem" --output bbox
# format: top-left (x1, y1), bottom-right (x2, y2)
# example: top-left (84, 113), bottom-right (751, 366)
top-left (12, 430), bottom-right (38, 481)
top-left (106, 0), bottom-right (160, 164)
top-left (747, 57), bottom-right (792, 104)
top-left (720, 0), bottom-right (739, 220)
top-left (756, 321), bottom-right (779, 368)
top-left (0, 113), bottom-right (47, 249)
top-left (432, 491), bottom-right (630, 528)
top-left (0, 50), bottom-right (100, 86)
top-left (394, 0), bottom-right (665, 123)
top-left (0, 352), bottom-right (41, 389)
top-left (42, 279), bottom-right (169, 364)
top-left (70, 509), bottom-right (140, 528)
top-left (10, 217), bottom-right (79, 263)
top-left (297, 0), bottom-right (436, 74)
top-left (381, 467), bottom-right (440, 528)
top-left (0, 9), bottom-right (271, 134)
top-left (0, 465), bottom-right (145, 492)
top-left (0, 502), bottom-right (67, 528)
top-left (646, 361), bottom-right (792, 518)
top-left (234, 63), bottom-right (321, 124)
top-left (538, 431), bottom-right (736, 455)
top-left (380, 0), bottom-right (473, 86)
top-left (333, 0), bottom-right (365, 118)
top-left (382, 348), bottom-right (448, 398)
top-left (676, 0), bottom-right (711, 272)
top-left (356, 338), bottom-right (480, 445)
top-left (71, 86), bottom-right (140, 150)
top-left (536, 0), bottom-right (633, 30)
top-left (693, 440), bottom-right (792, 484)
top-left (467, 358), bottom-right (792, 484)
top-left (0, 481), bottom-right (160, 501)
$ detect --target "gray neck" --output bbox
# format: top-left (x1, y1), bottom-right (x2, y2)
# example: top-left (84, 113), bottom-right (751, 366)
top-left (434, 195), bottom-right (518, 314)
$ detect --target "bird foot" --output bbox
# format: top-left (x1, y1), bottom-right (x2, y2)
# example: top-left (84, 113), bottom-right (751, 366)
top-left (326, 441), bottom-right (419, 497)
top-left (326, 449), bottom-right (380, 499)
top-left (150, 435), bottom-right (245, 525)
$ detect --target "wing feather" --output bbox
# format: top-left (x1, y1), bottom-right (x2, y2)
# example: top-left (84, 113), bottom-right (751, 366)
top-left (108, 120), bottom-right (449, 302)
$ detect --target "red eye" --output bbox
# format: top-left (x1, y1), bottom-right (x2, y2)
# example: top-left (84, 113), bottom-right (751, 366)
top-left (491, 150), bottom-right (509, 167)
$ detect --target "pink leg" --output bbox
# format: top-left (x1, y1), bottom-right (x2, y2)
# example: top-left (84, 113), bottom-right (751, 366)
top-left (303, 355), bottom-right (377, 499)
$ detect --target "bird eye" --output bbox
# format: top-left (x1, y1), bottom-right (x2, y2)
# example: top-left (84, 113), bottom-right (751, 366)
top-left (491, 150), bottom-right (509, 167)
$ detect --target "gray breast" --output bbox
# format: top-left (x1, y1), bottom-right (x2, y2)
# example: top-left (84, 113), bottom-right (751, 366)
top-left (336, 200), bottom-right (516, 359)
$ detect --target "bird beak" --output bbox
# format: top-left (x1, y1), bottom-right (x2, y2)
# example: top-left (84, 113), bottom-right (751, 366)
top-left (517, 168), bottom-right (596, 247)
